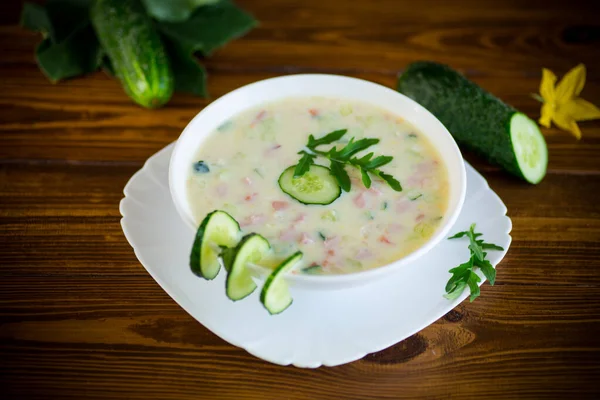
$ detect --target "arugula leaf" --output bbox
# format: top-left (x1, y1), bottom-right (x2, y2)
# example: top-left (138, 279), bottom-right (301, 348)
top-left (294, 152), bottom-right (316, 177)
top-left (365, 155), bottom-right (393, 169)
top-left (333, 138), bottom-right (379, 160)
top-left (158, 0), bottom-right (257, 56)
top-left (307, 129), bottom-right (347, 148)
top-left (375, 171), bottom-right (403, 192)
top-left (330, 160), bottom-right (351, 192)
top-left (444, 224), bottom-right (503, 302)
top-left (142, 0), bottom-right (220, 22)
top-left (21, 3), bottom-right (54, 39)
top-left (359, 167), bottom-right (371, 189)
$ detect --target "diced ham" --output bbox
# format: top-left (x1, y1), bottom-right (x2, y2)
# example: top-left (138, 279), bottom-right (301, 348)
top-left (416, 213), bottom-right (425, 222)
top-left (244, 192), bottom-right (258, 202)
top-left (396, 200), bottom-right (411, 213)
top-left (355, 248), bottom-right (373, 259)
top-left (299, 233), bottom-right (314, 245)
top-left (309, 108), bottom-right (319, 117)
top-left (379, 235), bottom-right (394, 245)
top-left (353, 192), bottom-right (366, 208)
top-left (324, 236), bottom-right (340, 248)
top-left (240, 214), bottom-right (265, 227)
top-left (250, 110), bottom-right (266, 127)
top-left (327, 249), bottom-right (336, 256)
top-left (272, 201), bottom-right (289, 211)
top-left (294, 213), bottom-right (306, 223)
top-left (215, 183), bottom-right (228, 197)
top-left (279, 229), bottom-right (297, 242)
top-left (368, 187), bottom-right (383, 196)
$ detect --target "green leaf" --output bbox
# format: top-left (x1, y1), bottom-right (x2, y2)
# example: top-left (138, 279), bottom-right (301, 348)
top-left (375, 170), bottom-right (402, 192)
top-left (307, 129), bottom-right (347, 148)
top-left (365, 155), bottom-right (393, 169)
top-left (163, 37), bottom-right (208, 97)
top-left (467, 271), bottom-right (482, 302)
top-left (142, 0), bottom-right (220, 22)
top-left (474, 257), bottom-right (496, 285)
top-left (35, 23), bottom-right (102, 82)
top-left (444, 281), bottom-right (467, 300)
top-left (480, 242), bottom-right (504, 251)
top-left (158, 0), bottom-right (257, 56)
top-left (294, 153), bottom-right (316, 177)
top-left (448, 231), bottom-right (468, 239)
top-left (334, 138), bottom-right (379, 160)
top-left (21, 3), bottom-right (54, 39)
top-left (360, 167), bottom-right (371, 188)
top-left (330, 161), bottom-right (351, 192)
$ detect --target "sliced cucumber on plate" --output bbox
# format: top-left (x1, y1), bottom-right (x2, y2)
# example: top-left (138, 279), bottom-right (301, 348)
top-left (226, 233), bottom-right (271, 301)
top-left (261, 251), bottom-right (303, 315)
top-left (279, 165), bottom-right (341, 205)
top-left (190, 210), bottom-right (240, 279)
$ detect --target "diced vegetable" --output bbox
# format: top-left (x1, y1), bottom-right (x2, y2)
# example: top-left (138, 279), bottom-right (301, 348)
top-left (260, 251), bottom-right (303, 314)
top-left (226, 233), bottom-right (270, 301)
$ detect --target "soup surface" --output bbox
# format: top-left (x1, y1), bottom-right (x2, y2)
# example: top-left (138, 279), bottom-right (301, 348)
top-left (187, 97), bottom-right (449, 275)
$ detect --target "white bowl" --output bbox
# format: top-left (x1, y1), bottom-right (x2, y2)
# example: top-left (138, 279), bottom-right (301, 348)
top-left (169, 74), bottom-right (467, 290)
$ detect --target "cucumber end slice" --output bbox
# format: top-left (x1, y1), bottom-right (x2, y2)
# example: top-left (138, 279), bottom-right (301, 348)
top-left (226, 233), bottom-right (270, 301)
top-left (510, 113), bottom-right (548, 184)
top-left (278, 165), bottom-right (341, 205)
top-left (190, 210), bottom-right (240, 280)
top-left (260, 251), bottom-right (303, 315)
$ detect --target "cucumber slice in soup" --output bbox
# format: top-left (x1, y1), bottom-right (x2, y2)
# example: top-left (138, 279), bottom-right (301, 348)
top-left (278, 165), bottom-right (341, 205)
top-left (260, 251), bottom-right (303, 315)
top-left (226, 234), bottom-right (270, 301)
top-left (190, 210), bottom-right (240, 280)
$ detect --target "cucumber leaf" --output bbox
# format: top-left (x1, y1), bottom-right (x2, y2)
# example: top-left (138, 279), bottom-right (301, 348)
top-left (21, 3), bottom-right (55, 40)
top-left (142, 0), bottom-right (220, 22)
top-left (35, 23), bottom-right (102, 82)
top-left (163, 38), bottom-right (208, 97)
top-left (158, 0), bottom-right (257, 56)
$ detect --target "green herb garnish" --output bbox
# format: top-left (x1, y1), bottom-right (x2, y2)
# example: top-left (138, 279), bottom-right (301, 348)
top-left (293, 129), bottom-right (402, 192)
top-left (445, 223), bottom-right (504, 302)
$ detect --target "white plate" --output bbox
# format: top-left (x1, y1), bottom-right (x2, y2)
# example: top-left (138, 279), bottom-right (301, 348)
top-left (120, 143), bottom-right (512, 368)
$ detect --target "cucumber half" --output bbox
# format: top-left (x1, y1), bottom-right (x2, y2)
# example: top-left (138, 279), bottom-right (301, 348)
top-left (278, 165), bottom-right (341, 205)
top-left (260, 251), bottom-right (303, 315)
top-left (190, 210), bottom-right (240, 280)
top-left (510, 113), bottom-right (548, 184)
top-left (226, 233), bottom-right (270, 301)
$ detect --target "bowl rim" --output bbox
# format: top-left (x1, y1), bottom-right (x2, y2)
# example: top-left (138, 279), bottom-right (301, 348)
top-left (169, 73), bottom-right (467, 285)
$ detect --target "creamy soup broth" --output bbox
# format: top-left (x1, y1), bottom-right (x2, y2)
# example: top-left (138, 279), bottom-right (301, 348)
top-left (186, 97), bottom-right (449, 275)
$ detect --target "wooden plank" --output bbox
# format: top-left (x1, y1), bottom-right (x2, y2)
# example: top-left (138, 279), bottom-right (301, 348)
top-left (1, 277), bottom-right (599, 399)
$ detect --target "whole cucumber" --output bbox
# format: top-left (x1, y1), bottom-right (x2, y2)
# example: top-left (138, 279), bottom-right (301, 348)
top-left (397, 61), bottom-right (547, 184)
top-left (91, 0), bottom-right (174, 108)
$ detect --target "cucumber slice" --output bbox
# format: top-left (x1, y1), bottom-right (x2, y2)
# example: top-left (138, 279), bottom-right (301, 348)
top-left (278, 165), bottom-right (341, 205)
top-left (260, 251), bottom-right (303, 315)
top-left (397, 61), bottom-right (548, 184)
top-left (226, 233), bottom-right (270, 301)
top-left (510, 113), bottom-right (548, 184)
top-left (190, 210), bottom-right (240, 280)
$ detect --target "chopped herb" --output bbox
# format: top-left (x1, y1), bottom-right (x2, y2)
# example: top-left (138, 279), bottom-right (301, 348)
top-left (217, 120), bottom-right (233, 132)
top-left (407, 133), bottom-right (418, 139)
top-left (302, 264), bottom-right (322, 274)
top-left (434, 216), bottom-right (443, 221)
top-left (445, 224), bottom-right (504, 302)
top-left (318, 232), bottom-right (327, 241)
top-left (382, 201), bottom-right (388, 210)
top-left (365, 211), bottom-right (375, 220)
top-left (254, 168), bottom-right (264, 178)
top-left (321, 210), bottom-right (338, 222)
top-left (291, 129), bottom-right (402, 192)
top-left (408, 192), bottom-right (422, 201)
top-left (193, 160), bottom-right (210, 173)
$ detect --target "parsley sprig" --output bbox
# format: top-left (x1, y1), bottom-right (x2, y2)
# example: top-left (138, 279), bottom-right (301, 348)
top-left (445, 224), bottom-right (504, 302)
top-left (294, 129), bottom-right (402, 192)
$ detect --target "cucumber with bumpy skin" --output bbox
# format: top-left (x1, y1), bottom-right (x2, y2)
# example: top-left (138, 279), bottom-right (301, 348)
top-left (397, 61), bottom-right (548, 184)
top-left (90, 0), bottom-right (174, 108)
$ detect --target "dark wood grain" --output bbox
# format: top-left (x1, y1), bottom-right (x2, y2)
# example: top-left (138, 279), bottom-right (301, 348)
top-left (1, 0), bottom-right (600, 398)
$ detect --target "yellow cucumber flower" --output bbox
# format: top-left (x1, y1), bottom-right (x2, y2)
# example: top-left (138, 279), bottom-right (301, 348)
top-left (538, 64), bottom-right (600, 139)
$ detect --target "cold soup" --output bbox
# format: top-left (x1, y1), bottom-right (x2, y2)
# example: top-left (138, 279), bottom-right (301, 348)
top-left (186, 97), bottom-right (449, 275)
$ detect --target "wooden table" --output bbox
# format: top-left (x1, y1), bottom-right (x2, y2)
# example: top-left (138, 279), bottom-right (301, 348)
top-left (2, 0), bottom-right (600, 398)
